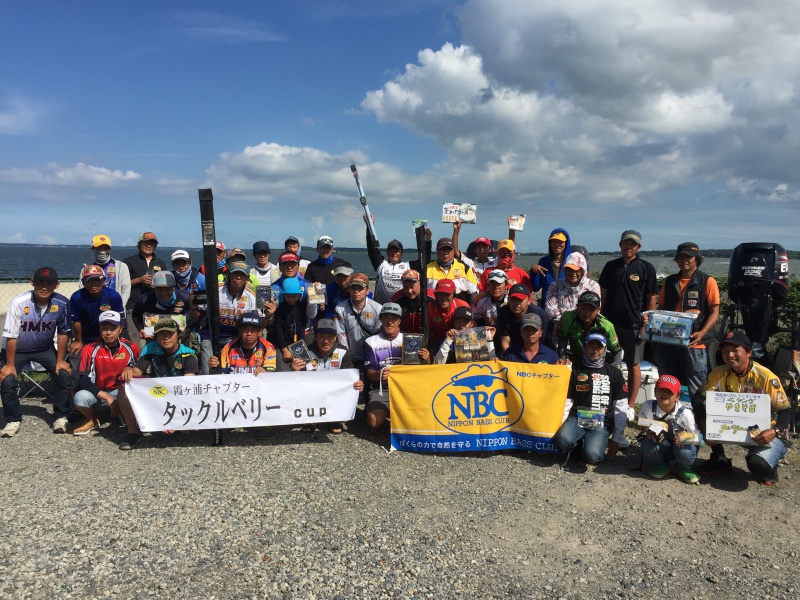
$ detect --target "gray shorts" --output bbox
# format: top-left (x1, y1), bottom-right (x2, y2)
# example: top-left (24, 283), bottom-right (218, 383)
top-left (366, 389), bottom-right (389, 414)
top-left (617, 327), bottom-right (644, 366)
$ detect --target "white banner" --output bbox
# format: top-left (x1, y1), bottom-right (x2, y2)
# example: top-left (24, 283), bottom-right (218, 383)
top-left (125, 370), bottom-right (359, 432)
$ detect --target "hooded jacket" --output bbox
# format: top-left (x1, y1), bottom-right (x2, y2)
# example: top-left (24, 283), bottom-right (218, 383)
top-left (530, 227), bottom-right (572, 306)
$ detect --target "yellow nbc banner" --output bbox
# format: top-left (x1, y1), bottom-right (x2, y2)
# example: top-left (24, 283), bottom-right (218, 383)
top-left (389, 361), bottom-right (570, 453)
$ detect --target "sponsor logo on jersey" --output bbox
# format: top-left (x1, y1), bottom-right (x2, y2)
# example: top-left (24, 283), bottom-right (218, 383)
top-left (629, 274), bottom-right (640, 281)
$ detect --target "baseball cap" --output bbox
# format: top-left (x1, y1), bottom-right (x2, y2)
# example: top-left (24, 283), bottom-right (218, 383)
top-left (620, 230), bottom-right (642, 245)
top-left (215, 241), bottom-right (226, 252)
top-left (91, 234), bottom-right (111, 248)
top-left (153, 317), bottom-right (180, 334)
top-left (380, 303), bottom-right (403, 317)
top-left (578, 291), bottom-right (601, 308)
top-left (284, 236), bottom-right (299, 245)
top-left (436, 237), bottom-right (454, 250)
top-left (584, 331), bottom-right (608, 346)
top-left (238, 311), bottom-right (262, 329)
top-left (564, 252), bottom-right (586, 272)
top-left (508, 283), bottom-right (531, 300)
top-left (278, 252), bottom-right (299, 264)
top-left (281, 278), bottom-right (302, 295)
top-left (474, 237), bottom-right (492, 247)
top-left (334, 265), bottom-right (354, 277)
top-left (675, 242), bottom-right (700, 259)
top-left (520, 313), bottom-right (542, 331)
top-left (401, 269), bottom-right (420, 281)
top-left (138, 232), bottom-right (158, 244)
top-left (435, 279), bottom-right (456, 294)
top-left (227, 261), bottom-right (249, 275)
top-left (487, 269), bottom-right (508, 283)
top-left (153, 271), bottom-right (176, 287)
top-left (348, 273), bottom-right (369, 289)
top-left (171, 250), bottom-right (190, 263)
top-left (316, 318), bottom-right (338, 334)
top-left (497, 239), bottom-right (515, 252)
top-left (98, 310), bottom-right (121, 325)
top-left (656, 374), bottom-right (681, 395)
top-left (454, 306), bottom-right (473, 321)
top-left (81, 264), bottom-right (106, 280)
top-left (317, 235), bottom-right (334, 248)
top-left (33, 267), bottom-right (58, 283)
top-left (720, 330), bottom-right (752, 350)
top-left (227, 248), bottom-right (246, 260)
top-left (549, 232), bottom-right (568, 242)
top-left (387, 239), bottom-right (403, 251)
top-left (252, 241), bottom-right (271, 254)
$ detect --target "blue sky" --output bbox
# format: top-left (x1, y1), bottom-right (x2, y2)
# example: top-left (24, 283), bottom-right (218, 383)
top-left (1, 0), bottom-right (799, 255)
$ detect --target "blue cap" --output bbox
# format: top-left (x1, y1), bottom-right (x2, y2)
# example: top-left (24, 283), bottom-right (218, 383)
top-left (584, 332), bottom-right (608, 346)
top-left (281, 277), bottom-right (302, 295)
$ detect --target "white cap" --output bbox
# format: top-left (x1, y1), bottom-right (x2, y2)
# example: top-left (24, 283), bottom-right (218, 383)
top-left (98, 310), bottom-right (122, 325)
top-left (171, 250), bottom-right (190, 263)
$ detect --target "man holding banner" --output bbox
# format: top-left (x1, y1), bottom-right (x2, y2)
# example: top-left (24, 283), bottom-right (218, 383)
top-left (363, 303), bottom-right (404, 431)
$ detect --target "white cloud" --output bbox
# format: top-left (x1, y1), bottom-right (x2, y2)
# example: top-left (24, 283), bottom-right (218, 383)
top-left (0, 95), bottom-right (51, 135)
top-left (3, 232), bottom-right (28, 244)
top-left (0, 162), bottom-right (141, 188)
top-left (167, 10), bottom-right (284, 44)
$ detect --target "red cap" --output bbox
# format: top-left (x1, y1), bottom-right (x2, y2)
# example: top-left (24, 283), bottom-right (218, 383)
top-left (215, 241), bottom-right (226, 252)
top-left (279, 252), bottom-right (300, 264)
top-left (401, 269), bottom-right (420, 281)
top-left (656, 374), bottom-right (681, 395)
top-left (474, 237), bottom-right (491, 247)
top-left (435, 279), bottom-right (456, 294)
top-left (81, 264), bottom-right (106, 280)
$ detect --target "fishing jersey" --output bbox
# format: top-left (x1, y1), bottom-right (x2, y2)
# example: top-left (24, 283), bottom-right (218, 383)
top-left (425, 259), bottom-right (479, 297)
top-left (250, 263), bottom-right (280, 287)
top-left (3, 291), bottom-right (71, 353)
top-left (478, 266), bottom-right (530, 293)
top-left (335, 298), bottom-right (383, 361)
top-left (568, 362), bottom-right (627, 416)
top-left (461, 255), bottom-right (497, 278)
top-left (472, 295), bottom-right (504, 326)
top-left (136, 342), bottom-right (199, 378)
top-left (219, 337), bottom-right (276, 374)
top-left (363, 331), bottom-right (403, 384)
top-left (199, 282), bottom-right (258, 340)
top-left (305, 341), bottom-right (354, 371)
top-left (699, 361), bottom-right (790, 416)
top-left (69, 287), bottom-right (126, 343)
top-left (78, 339), bottom-right (140, 395)
top-left (557, 311), bottom-right (621, 360)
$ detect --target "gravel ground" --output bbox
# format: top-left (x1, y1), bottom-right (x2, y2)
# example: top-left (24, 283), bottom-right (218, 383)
top-left (1, 397), bottom-right (799, 600)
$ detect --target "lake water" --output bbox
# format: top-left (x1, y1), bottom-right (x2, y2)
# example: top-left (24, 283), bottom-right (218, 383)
top-left (0, 244), bottom-right (795, 281)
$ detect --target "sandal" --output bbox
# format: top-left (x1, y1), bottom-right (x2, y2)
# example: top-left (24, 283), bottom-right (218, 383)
top-left (330, 423), bottom-right (344, 435)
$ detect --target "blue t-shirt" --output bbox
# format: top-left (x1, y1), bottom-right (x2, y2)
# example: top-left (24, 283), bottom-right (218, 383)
top-left (502, 343), bottom-right (558, 365)
top-left (69, 287), bottom-right (126, 343)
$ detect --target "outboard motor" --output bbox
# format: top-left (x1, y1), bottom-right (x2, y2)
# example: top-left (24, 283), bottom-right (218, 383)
top-left (728, 242), bottom-right (789, 345)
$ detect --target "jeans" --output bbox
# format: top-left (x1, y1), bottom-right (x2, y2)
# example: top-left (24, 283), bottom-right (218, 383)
top-left (73, 388), bottom-right (118, 409)
top-left (641, 436), bottom-right (697, 469)
top-left (1, 348), bottom-right (72, 422)
top-left (653, 345), bottom-right (708, 396)
top-left (747, 438), bottom-right (788, 470)
top-left (553, 415), bottom-right (610, 464)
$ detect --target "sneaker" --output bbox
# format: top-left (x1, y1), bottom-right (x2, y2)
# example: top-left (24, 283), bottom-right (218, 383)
top-left (118, 433), bottom-right (143, 451)
top-left (676, 467), bottom-right (700, 485)
top-left (52, 417), bottom-right (69, 434)
top-left (0, 421), bottom-right (21, 438)
top-left (73, 419), bottom-right (99, 436)
top-left (697, 453), bottom-right (732, 473)
top-left (648, 465), bottom-right (670, 479)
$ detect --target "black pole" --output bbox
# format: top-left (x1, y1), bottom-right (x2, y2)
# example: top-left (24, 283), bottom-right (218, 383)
top-left (415, 224), bottom-right (429, 348)
top-left (198, 188), bottom-right (223, 446)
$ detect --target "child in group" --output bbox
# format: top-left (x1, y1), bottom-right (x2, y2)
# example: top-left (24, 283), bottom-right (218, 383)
top-left (639, 374), bottom-right (700, 484)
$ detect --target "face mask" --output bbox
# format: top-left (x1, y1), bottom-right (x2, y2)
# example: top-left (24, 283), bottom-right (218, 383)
top-left (498, 255), bottom-right (514, 269)
top-left (582, 348), bottom-right (605, 369)
top-left (94, 249), bottom-right (111, 265)
top-left (173, 268), bottom-right (192, 286)
top-left (217, 258), bottom-right (227, 269)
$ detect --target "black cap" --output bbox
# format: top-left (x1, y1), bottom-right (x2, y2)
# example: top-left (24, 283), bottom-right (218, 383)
top-left (578, 291), bottom-right (601, 308)
top-left (675, 242), bottom-right (700, 259)
top-left (453, 306), bottom-right (473, 321)
top-left (508, 283), bottom-right (531, 299)
top-left (387, 239), bottom-right (403, 251)
top-left (436, 237), bottom-right (454, 250)
top-left (253, 241), bottom-right (271, 254)
top-left (33, 267), bottom-right (59, 283)
top-left (720, 330), bottom-right (752, 350)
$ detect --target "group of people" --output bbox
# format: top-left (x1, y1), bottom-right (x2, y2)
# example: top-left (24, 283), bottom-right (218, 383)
top-left (0, 223), bottom-right (792, 487)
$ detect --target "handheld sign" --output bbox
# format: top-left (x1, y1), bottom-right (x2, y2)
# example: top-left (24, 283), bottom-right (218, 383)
top-left (442, 203), bottom-right (477, 224)
top-left (705, 391), bottom-right (771, 445)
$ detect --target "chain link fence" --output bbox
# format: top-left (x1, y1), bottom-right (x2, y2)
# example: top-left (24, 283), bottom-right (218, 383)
top-left (0, 279), bottom-right (81, 329)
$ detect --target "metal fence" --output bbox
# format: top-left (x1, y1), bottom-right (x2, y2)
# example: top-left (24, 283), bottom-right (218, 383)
top-left (0, 279), bottom-right (81, 327)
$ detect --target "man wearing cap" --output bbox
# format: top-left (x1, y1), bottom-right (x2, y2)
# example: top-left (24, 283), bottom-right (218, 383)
top-left (324, 265), bottom-right (373, 319)
top-left (427, 279), bottom-right (471, 350)
top-left (273, 251), bottom-right (310, 301)
top-left (553, 331), bottom-right (627, 467)
top-left (599, 230), bottom-right (657, 414)
top-left (502, 313), bottom-right (557, 364)
top-left (132, 271), bottom-right (193, 343)
top-left (82, 234), bottom-right (131, 307)
top-left (116, 317), bottom-right (200, 450)
top-left (1, 268), bottom-right (72, 436)
top-left (654, 242), bottom-right (720, 395)
top-left (207, 312), bottom-right (276, 375)
top-left (473, 269), bottom-right (508, 327)
top-left (546, 253), bottom-right (601, 348)
top-left (392, 269), bottom-right (434, 334)
top-left (250, 241), bottom-right (280, 287)
top-left (305, 236), bottom-right (350, 287)
top-left (452, 220), bottom-right (496, 278)
top-left (529, 228), bottom-right (572, 307)
top-left (123, 232), bottom-right (167, 347)
top-left (425, 237), bottom-right (478, 304)
top-left (171, 250), bottom-right (205, 294)
top-left (290, 318), bottom-right (365, 434)
top-left (363, 303), bottom-right (405, 431)
top-left (694, 331), bottom-right (791, 486)
top-left (478, 239), bottom-right (530, 293)
top-left (434, 306), bottom-right (496, 364)
top-left (284, 236), bottom-right (311, 278)
top-left (200, 241), bottom-right (228, 278)
top-left (557, 291), bottom-right (621, 365)
top-left (495, 284), bottom-right (550, 355)
top-left (72, 311), bottom-right (140, 435)
top-left (366, 224), bottom-right (410, 304)
top-left (334, 273), bottom-right (382, 377)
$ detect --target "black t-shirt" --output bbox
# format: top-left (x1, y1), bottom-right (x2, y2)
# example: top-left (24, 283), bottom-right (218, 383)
top-left (568, 362), bottom-right (626, 416)
top-left (123, 252), bottom-right (168, 309)
top-left (135, 347), bottom-right (199, 378)
top-left (496, 304), bottom-right (550, 348)
top-left (598, 256), bottom-right (657, 329)
top-left (305, 257), bottom-right (351, 286)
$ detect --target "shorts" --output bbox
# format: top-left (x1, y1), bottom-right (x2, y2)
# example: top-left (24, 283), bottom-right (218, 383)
top-left (366, 389), bottom-right (389, 414)
top-left (616, 327), bottom-right (643, 366)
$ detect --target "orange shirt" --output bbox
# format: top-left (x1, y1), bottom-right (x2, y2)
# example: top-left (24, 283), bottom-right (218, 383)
top-left (656, 274), bottom-right (720, 349)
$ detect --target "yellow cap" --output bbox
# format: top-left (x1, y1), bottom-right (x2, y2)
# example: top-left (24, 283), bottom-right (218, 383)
top-left (498, 239), bottom-right (515, 252)
top-left (549, 232), bottom-right (567, 242)
top-left (91, 234), bottom-right (111, 248)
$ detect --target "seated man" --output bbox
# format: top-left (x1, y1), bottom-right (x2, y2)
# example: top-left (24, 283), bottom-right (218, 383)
top-left (73, 311), bottom-right (140, 435)
top-left (495, 284), bottom-right (549, 354)
top-left (290, 318), bottom-right (365, 434)
top-left (427, 279), bottom-right (470, 350)
top-left (502, 313), bottom-right (557, 364)
top-left (116, 318), bottom-right (200, 450)
top-left (69, 264), bottom-right (126, 355)
top-left (1, 267), bottom-right (72, 437)
top-left (694, 331), bottom-right (791, 486)
top-left (434, 306), bottom-right (495, 364)
top-left (208, 312), bottom-right (277, 375)
top-left (472, 269), bottom-right (508, 326)
top-left (363, 303), bottom-right (404, 431)
top-left (553, 332), bottom-right (627, 467)
top-left (132, 270), bottom-right (194, 344)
